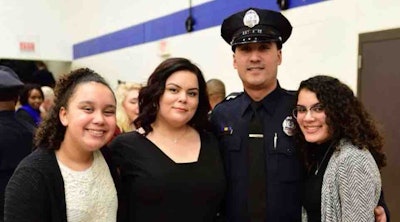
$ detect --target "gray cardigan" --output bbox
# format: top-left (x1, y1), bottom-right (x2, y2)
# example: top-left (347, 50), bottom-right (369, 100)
top-left (303, 139), bottom-right (381, 222)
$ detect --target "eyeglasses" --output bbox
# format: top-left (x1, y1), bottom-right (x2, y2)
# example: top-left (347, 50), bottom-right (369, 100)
top-left (292, 103), bottom-right (325, 119)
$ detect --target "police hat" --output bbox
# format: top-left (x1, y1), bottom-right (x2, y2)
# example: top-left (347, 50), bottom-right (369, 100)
top-left (221, 8), bottom-right (292, 50)
top-left (0, 66), bottom-right (24, 90)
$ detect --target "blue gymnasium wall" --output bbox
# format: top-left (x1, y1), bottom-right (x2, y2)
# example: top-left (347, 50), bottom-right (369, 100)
top-left (73, 0), bottom-right (325, 59)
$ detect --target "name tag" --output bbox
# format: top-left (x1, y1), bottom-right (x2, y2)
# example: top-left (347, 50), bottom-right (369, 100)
top-left (249, 134), bottom-right (263, 138)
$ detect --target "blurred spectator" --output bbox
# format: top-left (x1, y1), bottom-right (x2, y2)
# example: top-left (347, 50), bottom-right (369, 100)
top-left (15, 84), bottom-right (44, 127)
top-left (115, 82), bottom-right (143, 133)
top-left (39, 86), bottom-right (55, 119)
top-left (32, 61), bottom-right (55, 88)
top-left (0, 66), bottom-right (34, 220)
top-left (206, 78), bottom-right (226, 110)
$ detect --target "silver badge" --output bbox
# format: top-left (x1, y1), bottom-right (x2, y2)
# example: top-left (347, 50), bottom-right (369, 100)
top-left (282, 116), bottom-right (295, 136)
top-left (243, 9), bottom-right (260, 28)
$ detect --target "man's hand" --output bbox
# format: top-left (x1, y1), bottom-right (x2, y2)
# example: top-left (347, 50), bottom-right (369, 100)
top-left (374, 206), bottom-right (386, 222)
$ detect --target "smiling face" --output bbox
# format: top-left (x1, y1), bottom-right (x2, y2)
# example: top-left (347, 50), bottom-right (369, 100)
top-left (296, 89), bottom-right (331, 144)
top-left (156, 70), bottom-right (199, 128)
top-left (28, 88), bottom-right (44, 110)
top-left (59, 82), bottom-right (116, 153)
top-left (122, 88), bottom-right (140, 122)
top-left (233, 42), bottom-right (282, 91)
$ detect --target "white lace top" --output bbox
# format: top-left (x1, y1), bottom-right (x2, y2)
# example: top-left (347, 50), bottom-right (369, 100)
top-left (58, 150), bottom-right (118, 222)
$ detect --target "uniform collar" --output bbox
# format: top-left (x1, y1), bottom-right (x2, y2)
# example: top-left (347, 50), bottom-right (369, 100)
top-left (240, 81), bottom-right (284, 117)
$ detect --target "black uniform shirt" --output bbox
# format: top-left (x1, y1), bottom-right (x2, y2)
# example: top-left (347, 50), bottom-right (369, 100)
top-left (210, 82), bottom-right (302, 222)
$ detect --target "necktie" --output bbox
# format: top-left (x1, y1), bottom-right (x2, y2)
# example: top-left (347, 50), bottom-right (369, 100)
top-left (248, 102), bottom-right (267, 221)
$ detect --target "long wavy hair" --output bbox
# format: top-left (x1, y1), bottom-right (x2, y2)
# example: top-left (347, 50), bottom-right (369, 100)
top-left (293, 75), bottom-right (386, 171)
top-left (134, 57), bottom-right (210, 134)
top-left (115, 82), bottom-right (143, 132)
top-left (34, 68), bottom-right (114, 150)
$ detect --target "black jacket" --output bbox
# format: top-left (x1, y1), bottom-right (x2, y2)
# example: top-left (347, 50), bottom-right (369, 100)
top-left (0, 111), bottom-right (33, 220)
top-left (4, 147), bottom-right (120, 222)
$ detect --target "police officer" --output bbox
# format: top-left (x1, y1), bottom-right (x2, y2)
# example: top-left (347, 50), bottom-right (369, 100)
top-left (0, 66), bottom-right (34, 220)
top-left (210, 8), bottom-right (300, 221)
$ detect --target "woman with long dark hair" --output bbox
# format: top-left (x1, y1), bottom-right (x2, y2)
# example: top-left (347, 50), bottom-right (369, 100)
top-left (109, 58), bottom-right (225, 221)
top-left (293, 75), bottom-right (386, 221)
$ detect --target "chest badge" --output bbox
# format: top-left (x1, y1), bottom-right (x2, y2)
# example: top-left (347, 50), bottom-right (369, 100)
top-left (282, 116), bottom-right (295, 136)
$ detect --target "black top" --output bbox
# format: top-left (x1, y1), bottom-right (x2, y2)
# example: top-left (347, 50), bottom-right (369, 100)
top-left (109, 131), bottom-right (226, 222)
top-left (302, 141), bottom-right (335, 222)
top-left (32, 69), bottom-right (55, 87)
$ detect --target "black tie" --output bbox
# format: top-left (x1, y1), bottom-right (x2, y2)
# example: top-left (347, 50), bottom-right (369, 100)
top-left (248, 102), bottom-right (267, 221)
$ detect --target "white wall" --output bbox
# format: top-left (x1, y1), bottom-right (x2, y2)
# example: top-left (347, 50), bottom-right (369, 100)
top-left (0, 0), bottom-right (72, 61)
top-left (2, 0), bottom-right (400, 94)
top-left (70, 0), bottom-right (400, 94)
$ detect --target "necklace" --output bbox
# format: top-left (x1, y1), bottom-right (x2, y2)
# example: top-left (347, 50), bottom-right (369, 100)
top-left (314, 142), bottom-right (335, 175)
top-left (155, 126), bottom-right (189, 144)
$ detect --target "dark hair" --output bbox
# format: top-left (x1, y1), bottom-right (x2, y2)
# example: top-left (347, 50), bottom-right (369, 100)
top-left (134, 57), bottom-right (210, 133)
top-left (35, 68), bottom-right (114, 149)
top-left (293, 75), bottom-right (386, 170)
top-left (18, 83), bottom-right (44, 106)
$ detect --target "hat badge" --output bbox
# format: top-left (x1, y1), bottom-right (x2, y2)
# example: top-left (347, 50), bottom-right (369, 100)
top-left (243, 9), bottom-right (260, 28)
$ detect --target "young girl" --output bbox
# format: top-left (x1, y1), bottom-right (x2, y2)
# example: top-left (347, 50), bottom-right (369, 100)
top-left (5, 68), bottom-right (119, 222)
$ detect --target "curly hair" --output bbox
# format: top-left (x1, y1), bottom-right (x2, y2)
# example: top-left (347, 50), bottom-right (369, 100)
top-left (115, 82), bottom-right (143, 132)
top-left (293, 75), bottom-right (386, 170)
top-left (34, 68), bottom-right (114, 150)
top-left (134, 57), bottom-right (210, 134)
top-left (18, 83), bottom-right (44, 106)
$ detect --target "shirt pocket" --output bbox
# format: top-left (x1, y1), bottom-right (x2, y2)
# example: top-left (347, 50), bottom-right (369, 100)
top-left (219, 133), bottom-right (243, 180)
top-left (268, 133), bottom-right (301, 183)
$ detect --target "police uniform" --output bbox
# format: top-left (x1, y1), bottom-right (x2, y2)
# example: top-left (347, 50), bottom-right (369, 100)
top-left (210, 8), bottom-right (301, 221)
top-left (0, 66), bottom-right (33, 220)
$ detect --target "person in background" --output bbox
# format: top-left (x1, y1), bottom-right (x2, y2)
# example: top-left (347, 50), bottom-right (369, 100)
top-left (292, 75), bottom-right (387, 222)
top-left (40, 86), bottom-right (55, 119)
top-left (115, 82), bottom-right (143, 133)
top-left (0, 66), bottom-right (33, 221)
top-left (109, 57), bottom-right (225, 221)
top-left (5, 68), bottom-right (119, 222)
top-left (206, 78), bottom-right (226, 110)
top-left (15, 83), bottom-right (44, 127)
top-left (32, 61), bottom-right (56, 88)
top-left (210, 7), bottom-right (389, 222)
